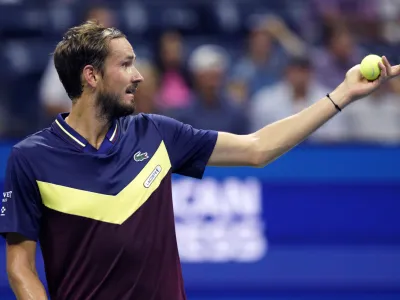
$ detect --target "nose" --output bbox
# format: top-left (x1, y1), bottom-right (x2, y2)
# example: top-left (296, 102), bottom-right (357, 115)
top-left (132, 68), bottom-right (144, 83)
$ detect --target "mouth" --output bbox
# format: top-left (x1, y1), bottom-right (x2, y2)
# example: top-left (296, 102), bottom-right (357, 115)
top-left (126, 83), bottom-right (138, 95)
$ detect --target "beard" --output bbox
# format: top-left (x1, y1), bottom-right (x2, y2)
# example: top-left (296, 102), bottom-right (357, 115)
top-left (95, 89), bottom-right (135, 122)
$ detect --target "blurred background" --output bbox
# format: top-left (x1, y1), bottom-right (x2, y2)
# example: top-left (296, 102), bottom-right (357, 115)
top-left (0, 0), bottom-right (400, 299)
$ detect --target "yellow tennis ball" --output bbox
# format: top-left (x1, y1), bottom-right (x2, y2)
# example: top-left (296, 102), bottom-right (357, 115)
top-left (360, 54), bottom-right (382, 81)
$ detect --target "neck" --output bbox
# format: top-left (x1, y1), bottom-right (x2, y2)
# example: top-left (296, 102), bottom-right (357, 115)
top-left (66, 96), bottom-right (112, 150)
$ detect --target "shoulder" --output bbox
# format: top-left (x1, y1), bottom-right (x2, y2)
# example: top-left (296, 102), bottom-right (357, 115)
top-left (119, 113), bottom-right (170, 130)
top-left (119, 113), bottom-right (184, 141)
top-left (5, 128), bottom-right (55, 176)
top-left (13, 128), bottom-right (54, 158)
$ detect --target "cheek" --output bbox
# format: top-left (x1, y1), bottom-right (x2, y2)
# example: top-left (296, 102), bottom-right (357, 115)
top-left (107, 73), bottom-right (129, 92)
top-left (120, 69), bottom-right (134, 88)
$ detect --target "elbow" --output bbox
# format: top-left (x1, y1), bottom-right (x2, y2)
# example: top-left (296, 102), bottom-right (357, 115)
top-left (7, 265), bottom-right (37, 291)
top-left (7, 261), bottom-right (24, 279)
top-left (248, 137), bottom-right (268, 168)
top-left (248, 135), bottom-right (284, 168)
top-left (7, 260), bottom-right (36, 286)
top-left (250, 152), bottom-right (271, 168)
top-left (249, 151), bottom-right (265, 168)
top-left (7, 267), bottom-right (23, 287)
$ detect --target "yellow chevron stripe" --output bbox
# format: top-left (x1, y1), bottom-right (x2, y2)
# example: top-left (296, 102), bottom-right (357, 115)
top-left (37, 141), bottom-right (171, 224)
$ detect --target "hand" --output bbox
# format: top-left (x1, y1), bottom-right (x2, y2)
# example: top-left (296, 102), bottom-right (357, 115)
top-left (342, 56), bottom-right (400, 102)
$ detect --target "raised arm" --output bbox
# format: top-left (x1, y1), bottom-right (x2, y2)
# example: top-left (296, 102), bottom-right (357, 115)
top-left (6, 233), bottom-right (47, 300)
top-left (208, 57), bottom-right (400, 167)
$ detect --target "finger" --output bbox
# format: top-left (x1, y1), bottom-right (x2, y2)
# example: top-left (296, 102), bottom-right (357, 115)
top-left (382, 56), bottom-right (392, 76)
top-left (378, 61), bottom-right (387, 78)
top-left (391, 65), bottom-right (400, 77)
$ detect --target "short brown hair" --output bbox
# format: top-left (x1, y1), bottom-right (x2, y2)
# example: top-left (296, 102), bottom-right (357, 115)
top-left (53, 21), bottom-right (126, 100)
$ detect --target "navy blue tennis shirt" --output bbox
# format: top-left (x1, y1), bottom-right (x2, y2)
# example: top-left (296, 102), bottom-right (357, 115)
top-left (0, 113), bottom-right (218, 300)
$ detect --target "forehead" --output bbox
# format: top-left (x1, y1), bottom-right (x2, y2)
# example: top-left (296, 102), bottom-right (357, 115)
top-left (107, 38), bottom-right (135, 61)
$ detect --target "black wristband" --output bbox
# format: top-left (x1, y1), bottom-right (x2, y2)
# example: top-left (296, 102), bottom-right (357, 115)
top-left (326, 93), bottom-right (342, 112)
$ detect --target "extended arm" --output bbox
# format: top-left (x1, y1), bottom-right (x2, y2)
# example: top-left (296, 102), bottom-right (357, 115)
top-left (209, 58), bottom-right (400, 167)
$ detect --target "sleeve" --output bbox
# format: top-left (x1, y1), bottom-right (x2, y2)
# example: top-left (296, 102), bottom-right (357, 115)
top-left (148, 114), bottom-right (218, 179)
top-left (0, 148), bottom-right (42, 241)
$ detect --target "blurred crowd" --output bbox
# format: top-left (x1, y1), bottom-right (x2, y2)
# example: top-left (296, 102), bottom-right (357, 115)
top-left (0, 0), bottom-right (400, 144)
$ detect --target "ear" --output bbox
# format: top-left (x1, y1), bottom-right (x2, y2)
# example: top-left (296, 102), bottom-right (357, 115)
top-left (82, 65), bottom-right (100, 88)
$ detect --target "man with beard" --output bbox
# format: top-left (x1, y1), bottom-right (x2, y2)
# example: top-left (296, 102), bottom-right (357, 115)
top-left (1, 21), bottom-right (399, 300)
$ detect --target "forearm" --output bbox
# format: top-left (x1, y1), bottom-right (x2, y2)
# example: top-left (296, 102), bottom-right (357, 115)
top-left (8, 268), bottom-right (47, 300)
top-left (252, 84), bottom-right (350, 166)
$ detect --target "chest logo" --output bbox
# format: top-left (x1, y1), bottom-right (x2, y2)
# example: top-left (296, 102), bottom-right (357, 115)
top-left (134, 151), bottom-right (149, 162)
top-left (144, 165), bottom-right (162, 188)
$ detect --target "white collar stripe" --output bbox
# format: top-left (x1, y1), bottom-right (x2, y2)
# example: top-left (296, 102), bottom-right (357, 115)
top-left (110, 123), bottom-right (118, 142)
top-left (55, 119), bottom-right (86, 147)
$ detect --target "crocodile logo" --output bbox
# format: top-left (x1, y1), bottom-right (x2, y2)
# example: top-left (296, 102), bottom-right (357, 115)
top-left (134, 151), bottom-right (149, 162)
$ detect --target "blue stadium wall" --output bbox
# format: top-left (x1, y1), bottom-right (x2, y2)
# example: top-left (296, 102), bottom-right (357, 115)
top-left (0, 142), bottom-right (399, 299)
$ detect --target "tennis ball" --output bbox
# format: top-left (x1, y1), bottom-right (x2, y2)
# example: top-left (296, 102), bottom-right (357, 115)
top-left (360, 54), bottom-right (382, 81)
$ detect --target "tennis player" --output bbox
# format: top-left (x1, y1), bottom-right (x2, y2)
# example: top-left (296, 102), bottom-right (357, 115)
top-left (1, 21), bottom-right (399, 300)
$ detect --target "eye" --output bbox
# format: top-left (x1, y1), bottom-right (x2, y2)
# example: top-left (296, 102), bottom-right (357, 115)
top-left (123, 60), bottom-right (135, 68)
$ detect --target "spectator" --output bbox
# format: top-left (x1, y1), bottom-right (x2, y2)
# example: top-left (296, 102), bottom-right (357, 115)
top-left (312, 0), bottom-right (380, 42)
top-left (313, 25), bottom-right (365, 89)
top-left (134, 59), bottom-right (162, 114)
top-left (379, 0), bottom-right (400, 44)
top-left (167, 45), bottom-right (249, 134)
top-left (154, 30), bottom-right (191, 110)
top-left (228, 14), bottom-right (307, 103)
top-left (250, 56), bottom-right (349, 142)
